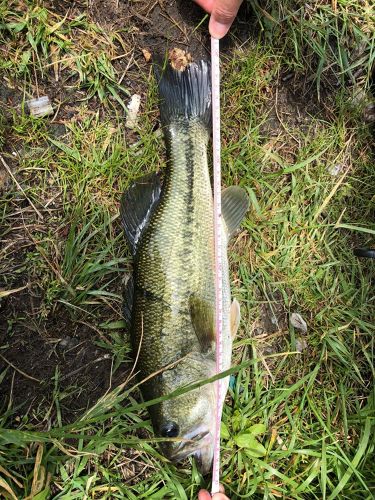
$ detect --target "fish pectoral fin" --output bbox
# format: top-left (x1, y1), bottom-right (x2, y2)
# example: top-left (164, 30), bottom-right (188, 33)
top-left (222, 186), bottom-right (249, 240)
top-left (189, 295), bottom-right (215, 352)
top-left (120, 172), bottom-right (162, 254)
top-left (230, 299), bottom-right (241, 339)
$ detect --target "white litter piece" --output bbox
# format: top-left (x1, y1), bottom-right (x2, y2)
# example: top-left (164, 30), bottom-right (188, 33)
top-left (290, 312), bottom-right (307, 333)
top-left (327, 163), bottom-right (344, 176)
top-left (26, 96), bottom-right (54, 118)
top-left (125, 94), bottom-right (141, 130)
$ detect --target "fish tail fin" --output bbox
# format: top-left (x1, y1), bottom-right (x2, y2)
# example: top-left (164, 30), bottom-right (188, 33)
top-left (155, 60), bottom-right (212, 130)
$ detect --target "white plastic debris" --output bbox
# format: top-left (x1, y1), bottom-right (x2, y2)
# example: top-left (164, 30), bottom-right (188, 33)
top-left (327, 163), bottom-right (344, 176)
top-left (26, 96), bottom-right (54, 118)
top-left (125, 94), bottom-right (141, 130)
top-left (290, 312), bottom-right (307, 333)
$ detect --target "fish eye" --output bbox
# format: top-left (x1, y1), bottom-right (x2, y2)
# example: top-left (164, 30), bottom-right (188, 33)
top-left (160, 421), bottom-right (179, 438)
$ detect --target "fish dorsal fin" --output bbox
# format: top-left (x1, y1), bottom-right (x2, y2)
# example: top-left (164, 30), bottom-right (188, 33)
top-left (222, 186), bottom-right (249, 239)
top-left (123, 275), bottom-right (134, 328)
top-left (189, 295), bottom-right (215, 352)
top-left (230, 299), bottom-right (241, 339)
top-left (120, 173), bottom-right (161, 254)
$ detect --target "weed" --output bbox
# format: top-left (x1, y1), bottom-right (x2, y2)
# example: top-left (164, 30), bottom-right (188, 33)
top-left (250, 0), bottom-right (375, 92)
top-left (0, 1), bottom-right (128, 107)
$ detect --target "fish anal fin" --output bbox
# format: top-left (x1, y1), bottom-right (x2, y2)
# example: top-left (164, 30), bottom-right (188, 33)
top-left (189, 295), bottom-right (215, 352)
top-left (230, 299), bottom-right (241, 339)
top-left (120, 172), bottom-right (162, 254)
top-left (222, 186), bottom-right (249, 239)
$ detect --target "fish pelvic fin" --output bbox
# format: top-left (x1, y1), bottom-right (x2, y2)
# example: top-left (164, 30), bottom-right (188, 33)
top-left (155, 59), bottom-right (212, 130)
top-left (222, 186), bottom-right (249, 239)
top-left (230, 299), bottom-right (241, 339)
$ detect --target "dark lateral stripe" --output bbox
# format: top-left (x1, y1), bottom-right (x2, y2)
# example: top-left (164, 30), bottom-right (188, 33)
top-left (135, 283), bottom-right (164, 303)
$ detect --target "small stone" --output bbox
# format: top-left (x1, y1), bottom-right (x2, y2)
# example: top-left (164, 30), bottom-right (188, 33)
top-left (58, 336), bottom-right (79, 351)
top-left (296, 337), bottom-right (308, 353)
top-left (125, 94), bottom-right (141, 130)
top-left (290, 313), bottom-right (307, 333)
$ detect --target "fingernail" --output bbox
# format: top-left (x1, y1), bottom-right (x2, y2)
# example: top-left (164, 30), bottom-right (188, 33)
top-left (209, 19), bottom-right (228, 39)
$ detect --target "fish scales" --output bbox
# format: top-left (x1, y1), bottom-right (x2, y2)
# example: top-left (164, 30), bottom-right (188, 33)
top-left (134, 120), bottom-right (216, 370)
top-left (120, 60), bottom-right (248, 473)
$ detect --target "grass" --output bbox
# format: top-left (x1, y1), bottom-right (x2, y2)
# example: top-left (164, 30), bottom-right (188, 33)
top-left (251, 0), bottom-right (375, 94)
top-left (0, 0), bottom-right (129, 107)
top-left (0, 0), bottom-right (374, 498)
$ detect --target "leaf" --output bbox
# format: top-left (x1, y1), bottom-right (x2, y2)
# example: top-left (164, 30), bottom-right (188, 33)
top-left (0, 477), bottom-right (18, 500)
top-left (246, 187), bottom-right (261, 215)
top-left (20, 50), bottom-right (31, 67)
top-left (47, 15), bottom-right (67, 35)
top-left (0, 465), bottom-right (23, 488)
top-left (32, 487), bottom-right (51, 500)
top-left (49, 138), bottom-right (81, 161)
top-left (235, 433), bottom-right (266, 457)
top-left (6, 21), bottom-right (26, 32)
top-left (247, 423), bottom-right (267, 436)
top-left (0, 285), bottom-right (27, 298)
top-left (220, 421), bottom-right (230, 440)
top-left (99, 320), bottom-right (127, 330)
top-left (335, 223), bottom-right (375, 236)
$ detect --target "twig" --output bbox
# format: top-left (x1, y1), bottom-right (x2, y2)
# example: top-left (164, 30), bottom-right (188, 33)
top-left (0, 155), bottom-right (44, 220)
top-left (123, 312), bottom-right (143, 387)
top-left (77, 320), bottom-right (112, 345)
top-left (0, 353), bottom-right (41, 383)
top-left (118, 50), bottom-right (135, 86)
top-left (59, 354), bottom-right (111, 381)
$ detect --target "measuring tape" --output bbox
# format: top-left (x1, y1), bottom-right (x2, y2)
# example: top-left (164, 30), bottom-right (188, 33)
top-left (211, 36), bottom-right (223, 496)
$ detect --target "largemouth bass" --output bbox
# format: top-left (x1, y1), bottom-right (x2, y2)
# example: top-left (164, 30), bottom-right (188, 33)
top-left (120, 60), bottom-right (248, 473)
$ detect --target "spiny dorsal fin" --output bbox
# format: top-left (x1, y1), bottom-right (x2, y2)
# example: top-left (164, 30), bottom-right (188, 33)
top-left (189, 295), bottom-right (215, 352)
top-left (120, 172), bottom-right (161, 254)
top-left (222, 186), bottom-right (249, 239)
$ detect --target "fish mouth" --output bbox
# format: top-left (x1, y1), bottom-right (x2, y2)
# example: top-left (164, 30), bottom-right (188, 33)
top-left (168, 430), bottom-right (214, 475)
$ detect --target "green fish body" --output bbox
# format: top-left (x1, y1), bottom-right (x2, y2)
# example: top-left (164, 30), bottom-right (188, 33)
top-left (121, 60), bottom-right (248, 473)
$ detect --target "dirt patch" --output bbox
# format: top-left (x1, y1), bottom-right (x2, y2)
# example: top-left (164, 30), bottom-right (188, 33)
top-left (0, 289), bottom-right (129, 423)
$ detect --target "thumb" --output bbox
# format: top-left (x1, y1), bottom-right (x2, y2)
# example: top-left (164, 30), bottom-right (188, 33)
top-left (209, 0), bottom-right (243, 39)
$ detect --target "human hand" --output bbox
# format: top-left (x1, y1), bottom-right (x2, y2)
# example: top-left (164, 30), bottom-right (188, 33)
top-left (198, 484), bottom-right (230, 500)
top-left (193, 0), bottom-right (243, 39)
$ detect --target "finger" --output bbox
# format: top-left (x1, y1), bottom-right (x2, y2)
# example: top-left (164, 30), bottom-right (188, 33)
top-left (193, 0), bottom-right (215, 13)
top-left (213, 494), bottom-right (230, 500)
top-left (209, 0), bottom-right (243, 39)
top-left (198, 490), bottom-right (212, 500)
top-left (219, 484), bottom-right (225, 493)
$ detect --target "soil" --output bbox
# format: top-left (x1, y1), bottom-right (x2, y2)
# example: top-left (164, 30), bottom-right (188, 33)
top-left (0, 294), bottom-right (126, 422)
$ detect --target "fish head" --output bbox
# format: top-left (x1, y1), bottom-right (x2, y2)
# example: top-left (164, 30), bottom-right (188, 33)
top-left (153, 357), bottom-right (219, 475)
